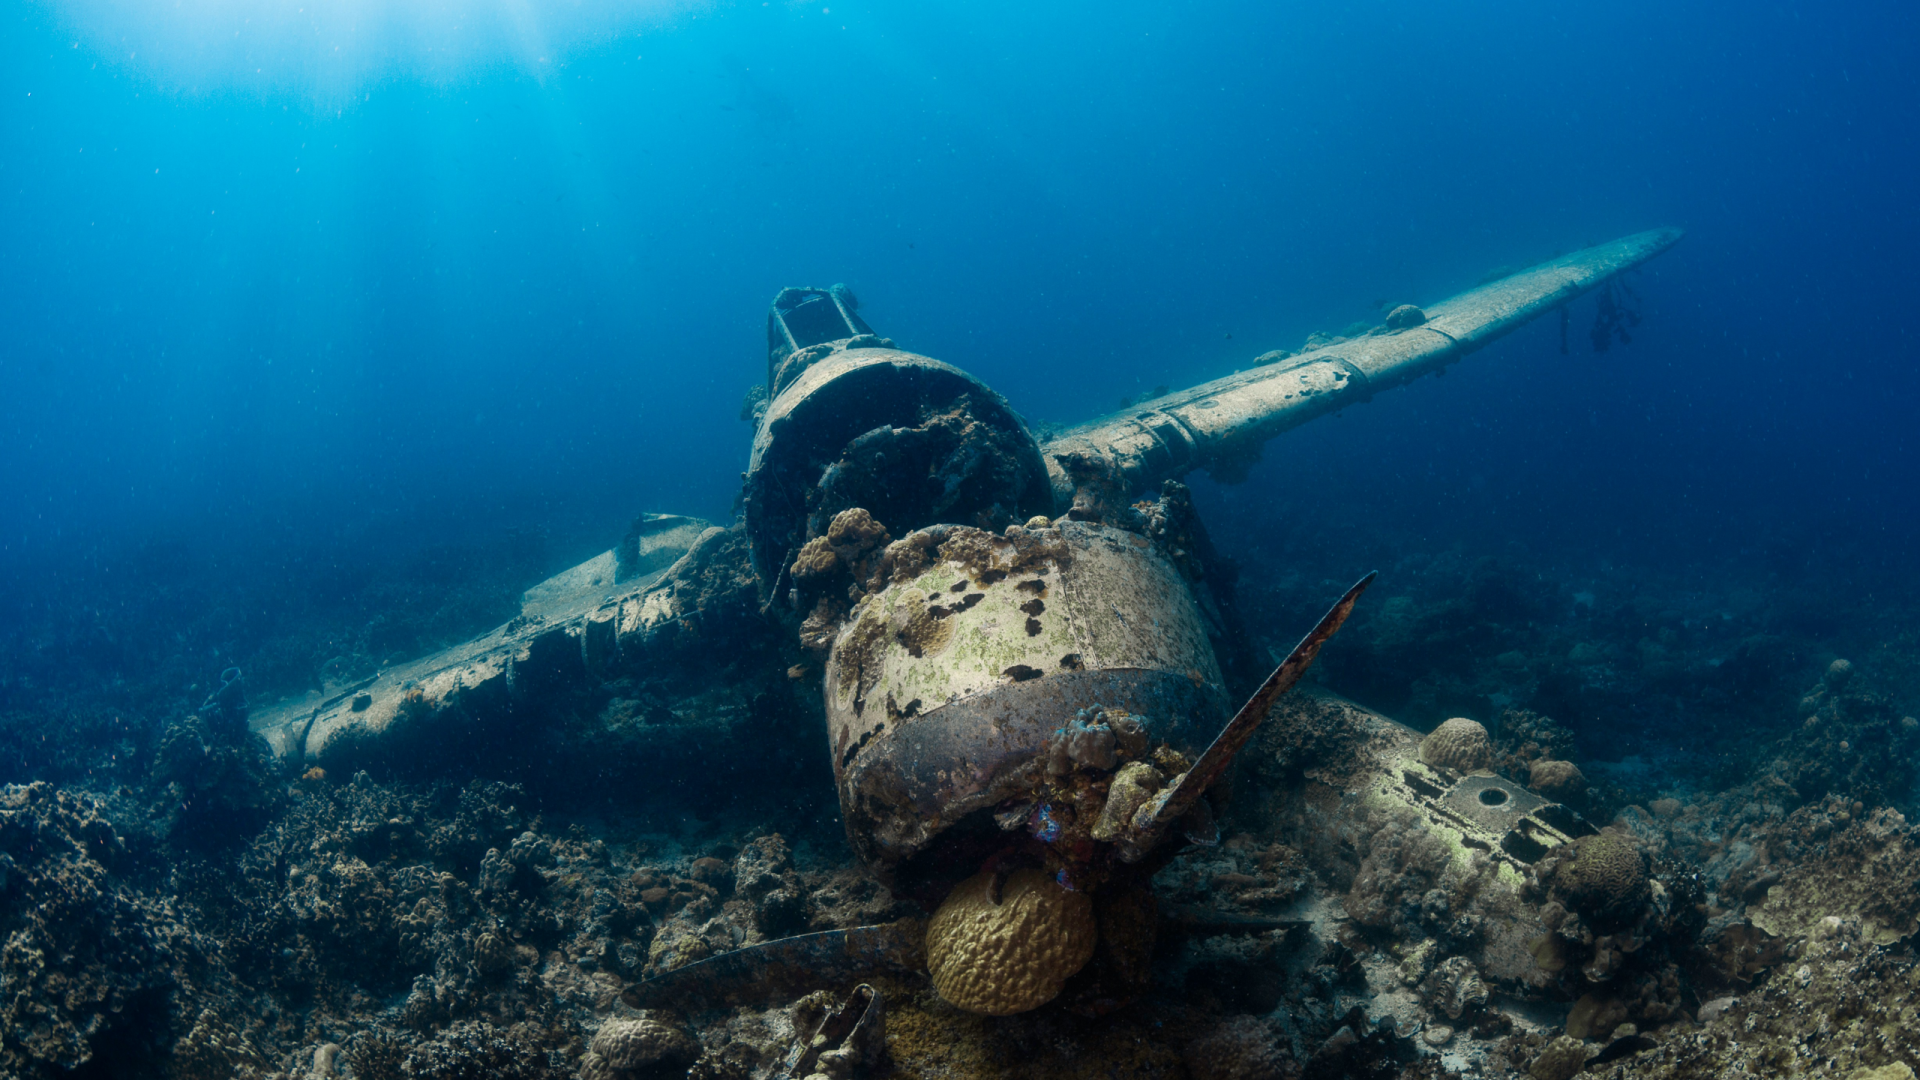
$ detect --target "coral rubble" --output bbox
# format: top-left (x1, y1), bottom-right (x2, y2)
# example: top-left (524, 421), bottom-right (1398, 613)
top-left (3, 499), bottom-right (1920, 1080)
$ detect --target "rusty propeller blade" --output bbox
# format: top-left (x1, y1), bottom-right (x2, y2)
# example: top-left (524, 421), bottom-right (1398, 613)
top-left (1144, 571), bottom-right (1376, 832)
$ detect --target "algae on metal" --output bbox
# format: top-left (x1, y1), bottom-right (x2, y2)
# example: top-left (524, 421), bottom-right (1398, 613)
top-left (1041, 228), bottom-right (1684, 506)
top-left (824, 518), bottom-right (1228, 878)
top-left (250, 514), bottom-right (715, 763)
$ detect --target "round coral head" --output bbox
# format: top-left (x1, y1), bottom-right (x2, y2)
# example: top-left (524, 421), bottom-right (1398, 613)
top-left (1420, 717), bottom-right (1492, 772)
top-left (926, 868), bottom-right (1097, 1015)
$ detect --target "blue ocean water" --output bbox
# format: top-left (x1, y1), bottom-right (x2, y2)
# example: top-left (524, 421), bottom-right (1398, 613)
top-left (7, 0), bottom-right (1914, 570)
top-left (3, 0), bottom-right (1918, 719)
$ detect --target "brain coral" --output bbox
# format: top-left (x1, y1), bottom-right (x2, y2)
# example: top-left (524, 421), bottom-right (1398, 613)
top-left (926, 867), bottom-right (1097, 1015)
top-left (1551, 831), bottom-right (1649, 925)
top-left (587, 1017), bottom-right (698, 1078)
top-left (1420, 718), bottom-right (1492, 772)
top-left (1527, 759), bottom-right (1587, 801)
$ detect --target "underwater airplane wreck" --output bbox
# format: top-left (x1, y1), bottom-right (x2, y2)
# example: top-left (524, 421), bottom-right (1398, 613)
top-left (249, 228), bottom-right (1699, 1076)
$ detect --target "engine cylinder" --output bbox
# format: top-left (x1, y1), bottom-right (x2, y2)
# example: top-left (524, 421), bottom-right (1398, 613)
top-left (823, 519), bottom-right (1228, 886)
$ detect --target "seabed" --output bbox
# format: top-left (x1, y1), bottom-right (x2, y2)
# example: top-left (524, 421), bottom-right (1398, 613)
top-left (3, 491), bottom-right (1918, 1080)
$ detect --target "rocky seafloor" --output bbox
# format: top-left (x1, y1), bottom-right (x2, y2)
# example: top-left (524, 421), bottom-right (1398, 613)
top-left (2, 515), bottom-right (1917, 1080)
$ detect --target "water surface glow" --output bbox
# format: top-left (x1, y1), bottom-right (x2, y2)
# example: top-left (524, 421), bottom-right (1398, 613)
top-left (41, 0), bottom-right (712, 97)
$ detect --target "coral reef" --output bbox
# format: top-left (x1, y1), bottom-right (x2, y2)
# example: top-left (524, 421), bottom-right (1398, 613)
top-left (1758, 657), bottom-right (1920, 809)
top-left (153, 703), bottom-right (282, 843)
top-left (6, 457), bottom-right (1920, 1080)
top-left (1605, 922), bottom-right (1920, 1079)
top-left (1749, 801), bottom-right (1920, 943)
top-left (1340, 804), bottom-right (1475, 943)
top-left (732, 833), bottom-right (811, 937)
top-left (0, 783), bottom-right (189, 1076)
top-left (1493, 710), bottom-right (1577, 779)
top-left (1185, 1015), bottom-right (1300, 1080)
top-left (1528, 1034), bottom-right (1590, 1080)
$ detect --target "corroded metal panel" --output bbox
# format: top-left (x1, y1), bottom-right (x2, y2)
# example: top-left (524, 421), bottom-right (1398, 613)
top-left (1043, 228), bottom-right (1683, 505)
top-left (823, 520), bottom-right (1227, 876)
top-left (743, 346), bottom-right (1052, 589)
top-left (250, 516), bottom-right (714, 762)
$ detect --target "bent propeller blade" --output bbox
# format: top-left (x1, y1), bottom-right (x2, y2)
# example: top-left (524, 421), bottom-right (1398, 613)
top-left (1145, 571), bottom-right (1377, 832)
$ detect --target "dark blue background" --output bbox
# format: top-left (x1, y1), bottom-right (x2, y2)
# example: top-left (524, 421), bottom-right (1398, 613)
top-left (4, 0), bottom-right (1916, 582)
